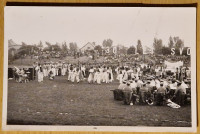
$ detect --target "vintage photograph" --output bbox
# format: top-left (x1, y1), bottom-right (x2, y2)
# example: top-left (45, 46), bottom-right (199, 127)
top-left (2, 6), bottom-right (197, 132)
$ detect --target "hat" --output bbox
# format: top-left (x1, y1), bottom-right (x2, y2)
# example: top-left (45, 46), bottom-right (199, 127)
top-left (122, 80), bottom-right (126, 84)
top-left (176, 80), bottom-right (181, 84)
top-left (126, 81), bottom-right (131, 85)
top-left (129, 80), bottom-right (133, 83)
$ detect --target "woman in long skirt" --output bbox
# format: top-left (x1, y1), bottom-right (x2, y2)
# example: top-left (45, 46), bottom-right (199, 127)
top-left (38, 66), bottom-right (44, 82)
top-left (103, 68), bottom-right (109, 83)
top-left (88, 67), bottom-right (94, 83)
top-left (96, 70), bottom-right (101, 84)
top-left (68, 65), bottom-right (73, 81)
top-left (93, 69), bottom-right (98, 83)
top-left (107, 67), bottom-right (113, 83)
top-left (52, 65), bottom-right (56, 77)
top-left (61, 64), bottom-right (66, 76)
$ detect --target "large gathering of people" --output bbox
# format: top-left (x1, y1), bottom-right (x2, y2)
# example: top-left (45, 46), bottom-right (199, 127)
top-left (113, 65), bottom-right (191, 108)
top-left (11, 58), bottom-right (191, 108)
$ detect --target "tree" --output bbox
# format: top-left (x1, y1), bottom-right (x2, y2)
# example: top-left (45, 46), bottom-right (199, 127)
top-left (173, 36), bottom-right (184, 49)
top-left (102, 39), bottom-right (113, 48)
top-left (118, 46), bottom-right (127, 55)
top-left (61, 41), bottom-right (68, 53)
top-left (44, 42), bottom-right (52, 51)
top-left (137, 40), bottom-right (143, 55)
top-left (69, 42), bottom-right (78, 52)
top-left (162, 46), bottom-right (171, 55)
top-left (44, 42), bottom-right (61, 52)
top-left (153, 38), bottom-right (163, 55)
top-left (18, 44), bottom-right (32, 56)
top-left (37, 41), bottom-right (43, 50)
top-left (52, 43), bottom-right (61, 52)
top-left (127, 46), bottom-right (136, 55)
top-left (94, 45), bottom-right (102, 55)
top-left (145, 46), bottom-right (152, 55)
top-left (168, 36), bottom-right (174, 48)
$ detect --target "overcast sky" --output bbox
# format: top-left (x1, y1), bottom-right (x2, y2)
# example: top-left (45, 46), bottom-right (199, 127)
top-left (5, 6), bottom-right (196, 48)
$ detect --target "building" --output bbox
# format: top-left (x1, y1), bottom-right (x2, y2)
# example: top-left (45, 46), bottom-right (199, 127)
top-left (80, 42), bottom-right (95, 53)
top-left (8, 39), bottom-right (22, 50)
top-left (8, 39), bottom-right (22, 56)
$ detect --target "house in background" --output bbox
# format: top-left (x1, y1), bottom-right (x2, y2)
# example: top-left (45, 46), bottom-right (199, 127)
top-left (80, 42), bottom-right (95, 53)
top-left (8, 39), bottom-right (22, 50)
top-left (8, 39), bottom-right (22, 56)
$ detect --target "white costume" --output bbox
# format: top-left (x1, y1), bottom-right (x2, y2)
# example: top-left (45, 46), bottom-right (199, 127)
top-left (93, 71), bottom-right (98, 82)
top-left (88, 68), bottom-right (94, 83)
top-left (68, 67), bottom-right (73, 81)
top-left (96, 72), bottom-right (101, 84)
top-left (102, 70), bottom-right (108, 83)
top-left (72, 68), bottom-right (80, 83)
top-left (36, 67), bottom-right (43, 82)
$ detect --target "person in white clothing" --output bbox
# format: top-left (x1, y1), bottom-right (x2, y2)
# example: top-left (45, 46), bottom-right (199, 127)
top-left (93, 69), bottom-right (98, 83)
top-left (107, 67), bottom-right (114, 83)
top-left (68, 65), bottom-right (73, 81)
top-left (51, 65), bottom-right (56, 77)
top-left (99, 67), bottom-right (104, 82)
top-left (72, 68), bottom-right (80, 83)
top-left (118, 70), bottom-right (123, 84)
top-left (88, 67), bottom-right (94, 83)
top-left (37, 65), bottom-right (44, 82)
top-left (96, 70), bottom-right (102, 84)
top-left (61, 63), bottom-right (66, 76)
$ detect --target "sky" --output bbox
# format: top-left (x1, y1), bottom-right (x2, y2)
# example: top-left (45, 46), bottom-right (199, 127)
top-left (4, 6), bottom-right (196, 48)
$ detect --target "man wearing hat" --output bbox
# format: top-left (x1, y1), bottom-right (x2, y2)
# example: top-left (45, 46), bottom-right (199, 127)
top-left (173, 81), bottom-right (186, 106)
top-left (123, 81), bottom-right (133, 105)
top-left (155, 83), bottom-right (166, 105)
top-left (168, 80), bottom-right (177, 99)
top-left (139, 83), bottom-right (149, 104)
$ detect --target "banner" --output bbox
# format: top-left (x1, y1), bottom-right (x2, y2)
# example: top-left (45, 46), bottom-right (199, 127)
top-left (164, 60), bottom-right (183, 72)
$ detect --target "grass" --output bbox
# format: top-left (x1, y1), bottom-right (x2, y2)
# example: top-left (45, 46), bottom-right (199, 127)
top-left (7, 76), bottom-right (191, 127)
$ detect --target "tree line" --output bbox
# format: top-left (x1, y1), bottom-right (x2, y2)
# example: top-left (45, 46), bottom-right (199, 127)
top-left (8, 36), bottom-right (188, 61)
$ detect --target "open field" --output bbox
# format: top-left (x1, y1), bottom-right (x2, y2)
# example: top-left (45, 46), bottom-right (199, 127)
top-left (7, 76), bottom-right (191, 127)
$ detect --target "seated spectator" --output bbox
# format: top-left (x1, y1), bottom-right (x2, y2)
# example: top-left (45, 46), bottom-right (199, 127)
top-left (173, 81), bottom-right (186, 106)
top-left (123, 82), bottom-right (133, 105)
top-left (113, 81), bottom-right (126, 101)
top-left (139, 83), bottom-right (149, 104)
top-left (155, 83), bottom-right (166, 106)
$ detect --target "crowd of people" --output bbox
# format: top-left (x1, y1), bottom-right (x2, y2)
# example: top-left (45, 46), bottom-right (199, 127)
top-left (12, 59), bottom-right (191, 108)
top-left (113, 65), bottom-right (191, 108)
top-left (31, 61), bottom-right (115, 84)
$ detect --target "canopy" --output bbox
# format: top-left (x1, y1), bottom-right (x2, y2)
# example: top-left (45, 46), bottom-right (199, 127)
top-left (164, 60), bottom-right (183, 72)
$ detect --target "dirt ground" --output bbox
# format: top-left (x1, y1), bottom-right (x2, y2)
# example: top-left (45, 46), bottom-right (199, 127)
top-left (7, 76), bottom-right (191, 127)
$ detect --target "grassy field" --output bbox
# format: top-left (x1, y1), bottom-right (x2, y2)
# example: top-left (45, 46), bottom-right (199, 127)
top-left (7, 76), bottom-right (191, 127)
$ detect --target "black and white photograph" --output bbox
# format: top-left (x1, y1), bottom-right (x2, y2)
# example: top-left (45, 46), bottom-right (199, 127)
top-left (2, 6), bottom-right (197, 132)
